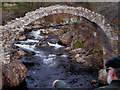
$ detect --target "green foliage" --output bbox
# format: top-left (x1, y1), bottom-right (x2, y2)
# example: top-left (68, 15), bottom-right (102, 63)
top-left (77, 16), bottom-right (80, 20)
top-left (76, 41), bottom-right (85, 48)
top-left (72, 39), bottom-right (75, 43)
top-left (45, 21), bottom-right (52, 25)
top-left (92, 52), bottom-right (97, 55)
top-left (2, 6), bottom-right (18, 10)
top-left (68, 18), bottom-right (71, 24)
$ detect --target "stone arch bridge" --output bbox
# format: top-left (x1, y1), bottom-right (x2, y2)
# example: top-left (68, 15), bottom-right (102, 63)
top-left (0, 5), bottom-right (118, 66)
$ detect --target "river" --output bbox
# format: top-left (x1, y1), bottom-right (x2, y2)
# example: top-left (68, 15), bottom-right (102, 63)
top-left (13, 26), bottom-right (98, 89)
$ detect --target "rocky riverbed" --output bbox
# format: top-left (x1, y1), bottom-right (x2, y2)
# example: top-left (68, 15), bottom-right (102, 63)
top-left (12, 26), bottom-right (98, 89)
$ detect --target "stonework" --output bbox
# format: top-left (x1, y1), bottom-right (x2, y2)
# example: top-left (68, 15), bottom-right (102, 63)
top-left (0, 5), bottom-right (118, 66)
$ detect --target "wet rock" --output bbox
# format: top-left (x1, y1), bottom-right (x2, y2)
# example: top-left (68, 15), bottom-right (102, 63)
top-left (71, 53), bottom-right (99, 67)
top-left (12, 52), bottom-right (21, 59)
top-left (22, 61), bottom-right (35, 67)
top-left (56, 53), bottom-right (63, 56)
top-left (17, 50), bottom-right (27, 57)
top-left (63, 47), bottom-right (71, 51)
top-left (2, 60), bottom-right (27, 88)
top-left (53, 29), bottom-right (64, 35)
top-left (12, 50), bottom-right (27, 59)
top-left (98, 69), bottom-right (108, 85)
top-left (40, 36), bottom-right (48, 41)
top-left (41, 29), bottom-right (53, 35)
top-left (69, 48), bottom-right (85, 54)
top-left (61, 26), bottom-right (71, 32)
top-left (11, 45), bottom-right (18, 53)
top-left (19, 32), bottom-right (24, 36)
top-left (37, 43), bottom-right (49, 47)
top-left (59, 32), bottom-right (71, 45)
top-left (33, 21), bottom-right (41, 25)
top-left (15, 32), bottom-right (25, 40)
top-left (16, 35), bottom-right (20, 40)
top-left (82, 55), bottom-right (93, 67)
top-left (25, 56), bottom-right (32, 60)
top-left (18, 35), bottom-right (27, 41)
top-left (76, 57), bottom-right (85, 63)
top-left (32, 25), bottom-right (44, 29)
top-left (29, 52), bottom-right (36, 56)
top-left (50, 38), bottom-right (59, 44)
top-left (74, 54), bottom-right (81, 59)
top-left (79, 54), bottom-right (101, 67)
top-left (24, 25), bottom-right (44, 29)
top-left (24, 42), bottom-right (36, 46)
top-left (24, 26), bottom-right (32, 30)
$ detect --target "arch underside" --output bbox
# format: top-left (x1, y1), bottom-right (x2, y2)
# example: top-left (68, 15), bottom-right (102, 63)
top-left (32, 12), bottom-right (113, 53)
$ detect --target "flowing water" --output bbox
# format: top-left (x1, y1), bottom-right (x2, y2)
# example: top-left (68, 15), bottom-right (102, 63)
top-left (14, 26), bottom-right (98, 89)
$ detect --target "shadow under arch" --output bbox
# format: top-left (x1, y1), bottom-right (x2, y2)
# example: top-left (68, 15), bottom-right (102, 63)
top-left (82, 17), bottom-right (113, 53)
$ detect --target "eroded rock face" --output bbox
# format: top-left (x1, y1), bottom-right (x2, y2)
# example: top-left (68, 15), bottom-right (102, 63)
top-left (2, 60), bottom-right (27, 88)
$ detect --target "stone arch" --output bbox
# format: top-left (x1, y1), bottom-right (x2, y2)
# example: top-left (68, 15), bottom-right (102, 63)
top-left (0, 5), bottom-right (117, 66)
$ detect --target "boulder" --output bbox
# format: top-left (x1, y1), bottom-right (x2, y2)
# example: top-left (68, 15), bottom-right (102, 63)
top-left (72, 54), bottom-right (94, 67)
top-left (76, 57), bottom-right (85, 63)
top-left (15, 32), bottom-right (24, 40)
top-left (17, 50), bottom-right (27, 57)
top-left (32, 25), bottom-right (44, 29)
top-left (81, 55), bottom-right (93, 67)
top-left (69, 48), bottom-right (85, 54)
top-left (59, 32), bottom-right (71, 45)
top-left (12, 50), bottom-right (27, 59)
top-left (98, 69), bottom-right (108, 85)
top-left (18, 35), bottom-right (27, 41)
top-left (41, 29), bottom-right (53, 35)
top-left (24, 26), bottom-right (32, 30)
top-left (53, 29), bottom-right (64, 35)
top-left (12, 52), bottom-right (21, 59)
top-left (74, 54), bottom-right (80, 59)
top-left (19, 32), bottom-right (24, 36)
top-left (40, 36), bottom-right (48, 41)
top-left (61, 26), bottom-right (71, 32)
top-left (24, 25), bottom-right (44, 29)
top-left (36, 43), bottom-right (49, 47)
top-left (50, 38), bottom-right (59, 44)
top-left (16, 35), bottom-right (20, 40)
top-left (63, 47), bottom-right (71, 51)
top-left (2, 60), bottom-right (27, 88)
